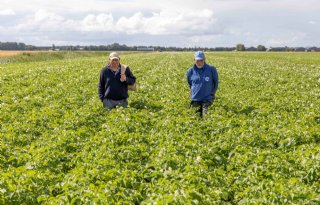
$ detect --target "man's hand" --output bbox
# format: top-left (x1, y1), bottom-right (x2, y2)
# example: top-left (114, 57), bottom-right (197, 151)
top-left (120, 64), bottom-right (128, 82)
top-left (120, 74), bottom-right (127, 82)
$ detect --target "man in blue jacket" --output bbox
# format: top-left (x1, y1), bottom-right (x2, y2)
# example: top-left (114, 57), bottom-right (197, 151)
top-left (187, 51), bottom-right (218, 117)
top-left (98, 52), bottom-right (136, 110)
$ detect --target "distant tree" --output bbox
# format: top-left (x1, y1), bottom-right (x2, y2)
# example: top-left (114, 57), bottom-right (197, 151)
top-left (214, 47), bottom-right (224, 51)
top-left (25, 45), bottom-right (36, 50)
top-left (1, 41), bottom-right (319, 52)
top-left (257, 45), bottom-right (266, 51)
top-left (18, 43), bottom-right (26, 50)
top-left (236, 44), bottom-right (245, 51)
top-left (285, 46), bottom-right (295, 52)
top-left (246, 47), bottom-right (257, 51)
top-left (0, 42), bottom-right (18, 50)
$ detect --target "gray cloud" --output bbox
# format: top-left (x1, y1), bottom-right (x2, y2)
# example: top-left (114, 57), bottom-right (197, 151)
top-left (0, 9), bottom-right (15, 15)
top-left (1, 0), bottom-right (319, 47)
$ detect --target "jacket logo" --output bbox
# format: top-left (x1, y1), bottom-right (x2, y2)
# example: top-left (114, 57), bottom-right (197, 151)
top-left (205, 77), bottom-right (210, 82)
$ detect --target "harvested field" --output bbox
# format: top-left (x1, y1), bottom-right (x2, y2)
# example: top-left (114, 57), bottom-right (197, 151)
top-left (0, 50), bottom-right (41, 57)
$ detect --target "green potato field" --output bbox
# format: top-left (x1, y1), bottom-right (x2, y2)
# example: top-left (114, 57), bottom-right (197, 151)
top-left (1, 52), bottom-right (320, 204)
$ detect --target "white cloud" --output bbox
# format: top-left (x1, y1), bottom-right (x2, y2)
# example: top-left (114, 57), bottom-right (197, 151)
top-left (14, 9), bottom-right (71, 32)
top-left (81, 13), bottom-right (114, 32)
top-left (115, 9), bottom-right (215, 35)
top-left (0, 9), bottom-right (15, 16)
top-left (13, 8), bottom-right (216, 36)
top-left (33, 9), bottom-right (63, 22)
top-left (308, 21), bottom-right (316, 25)
top-left (116, 12), bottom-right (146, 34)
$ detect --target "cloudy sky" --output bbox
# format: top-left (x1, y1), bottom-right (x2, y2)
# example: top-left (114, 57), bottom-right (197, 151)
top-left (0, 0), bottom-right (319, 47)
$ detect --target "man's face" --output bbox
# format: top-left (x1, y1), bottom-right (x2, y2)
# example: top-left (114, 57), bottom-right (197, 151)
top-left (110, 58), bottom-right (120, 68)
top-left (195, 59), bottom-right (205, 68)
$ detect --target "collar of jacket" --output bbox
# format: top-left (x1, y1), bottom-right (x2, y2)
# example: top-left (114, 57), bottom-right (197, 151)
top-left (193, 63), bottom-right (207, 70)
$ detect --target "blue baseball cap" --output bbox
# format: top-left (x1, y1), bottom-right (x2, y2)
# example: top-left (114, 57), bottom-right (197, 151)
top-left (194, 51), bottom-right (205, 60)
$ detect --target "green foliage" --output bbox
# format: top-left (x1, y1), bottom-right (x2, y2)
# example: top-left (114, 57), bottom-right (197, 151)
top-left (0, 52), bottom-right (320, 204)
top-left (236, 44), bottom-right (245, 51)
top-left (257, 45), bottom-right (266, 52)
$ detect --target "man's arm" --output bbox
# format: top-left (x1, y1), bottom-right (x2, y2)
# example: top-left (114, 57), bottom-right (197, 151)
top-left (211, 67), bottom-right (219, 96)
top-left (125, 67), bottom-right (136, 85)
top-left (187, 69), bottom-right (193, 98)
top-left (98, 69), bottom-right (106, 102)
top-left (187, 69), bottom-right (192, 88)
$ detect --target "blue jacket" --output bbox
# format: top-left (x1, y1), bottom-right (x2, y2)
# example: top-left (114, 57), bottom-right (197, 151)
top-left (98, 64), bottom-right (136, 101)
top-left (187, 63), bottom-right (218, 101)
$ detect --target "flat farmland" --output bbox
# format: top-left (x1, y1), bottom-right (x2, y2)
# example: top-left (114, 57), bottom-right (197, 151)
top-left (0, 52), bottom-right (320, 204)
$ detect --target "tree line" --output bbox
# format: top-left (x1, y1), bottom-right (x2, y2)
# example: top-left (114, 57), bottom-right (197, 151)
top-left (1, 41), bottom-right (319, 52)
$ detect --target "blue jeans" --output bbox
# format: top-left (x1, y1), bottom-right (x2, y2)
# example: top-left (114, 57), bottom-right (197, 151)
top-left (103, 99), bottom-right (128, 110)
top-left (190, 99), bottom-right (213, 117)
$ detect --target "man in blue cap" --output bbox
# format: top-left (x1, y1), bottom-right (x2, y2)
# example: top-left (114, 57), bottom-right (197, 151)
top-left (187, 51), bottom-right (219, 117)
